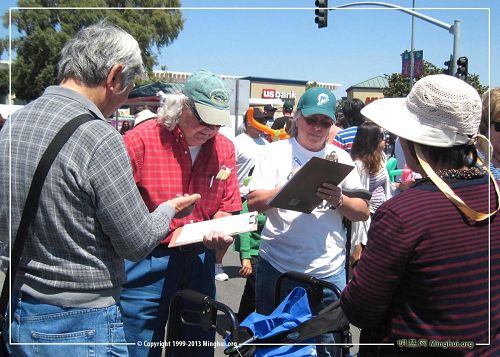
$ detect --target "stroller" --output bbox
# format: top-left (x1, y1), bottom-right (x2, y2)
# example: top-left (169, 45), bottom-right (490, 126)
top-left (164, 271), bottom-right (352, 357)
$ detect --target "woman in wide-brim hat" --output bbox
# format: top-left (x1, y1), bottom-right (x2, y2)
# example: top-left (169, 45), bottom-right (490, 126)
top-left (340, 74), bottom-right (499, 357)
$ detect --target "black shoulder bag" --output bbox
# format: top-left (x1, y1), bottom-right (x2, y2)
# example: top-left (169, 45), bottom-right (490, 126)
top-left (0, 113), bottom-right (98, 354)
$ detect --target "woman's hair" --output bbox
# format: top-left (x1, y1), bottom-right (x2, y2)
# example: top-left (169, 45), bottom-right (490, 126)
top-left (342, 99), bottom-right (365, 127)
top-left (156, 93), bottom-right (189, 130)
top-left (57, 20), bottom-right (144, 91)
top-left (351, 121), bottom-right (385, 175)
top-left (479, 88), bottom-right (500, 135)
top-left (335, 107), bottom-right (347, 130)
top-left (405, 141), bottom-right (478, 170)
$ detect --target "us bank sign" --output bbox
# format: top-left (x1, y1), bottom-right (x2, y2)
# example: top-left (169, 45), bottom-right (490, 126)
top-left (261, 88), bottom-right (297, 100)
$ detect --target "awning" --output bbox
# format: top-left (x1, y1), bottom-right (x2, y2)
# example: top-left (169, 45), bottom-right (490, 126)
top-left (127, 81), bottom-right (184, 106)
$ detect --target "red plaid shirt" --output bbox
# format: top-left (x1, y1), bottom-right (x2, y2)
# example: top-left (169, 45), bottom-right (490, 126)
top-left (124, 120), bottom-right (242, 244)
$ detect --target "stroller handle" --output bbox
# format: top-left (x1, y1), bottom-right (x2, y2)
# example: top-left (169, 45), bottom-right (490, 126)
top-left (166, 289), bottom-right (240, 357)
top-left (275, 271), bottom-right (342, 308)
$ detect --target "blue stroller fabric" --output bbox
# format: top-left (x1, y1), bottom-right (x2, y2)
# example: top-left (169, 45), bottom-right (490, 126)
top-left (227, 287), bottom-right (317, 356)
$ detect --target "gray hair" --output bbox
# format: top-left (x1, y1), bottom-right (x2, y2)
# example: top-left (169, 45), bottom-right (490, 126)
top-left (157, 93), bottom-right (189, 131)
top-left (57, 20), bottom-right (144, 90)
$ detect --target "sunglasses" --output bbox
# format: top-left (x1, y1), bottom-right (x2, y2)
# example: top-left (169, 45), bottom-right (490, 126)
top-left (304, 117), bottom-right (333, 129)
top-left (494, 122), bottom-right (500, 132)
top-left (188, 102), bottom-right (221, 129)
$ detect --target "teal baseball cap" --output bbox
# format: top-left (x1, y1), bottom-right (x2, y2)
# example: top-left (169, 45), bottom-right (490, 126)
top-left (183, 69), bottom-right (231, 127)
top-left (297, 87), bottom-right (336, 122)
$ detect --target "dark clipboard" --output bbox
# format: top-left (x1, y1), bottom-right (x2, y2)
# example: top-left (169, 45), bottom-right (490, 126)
top-left (268, 157), bottom-right (354, 214)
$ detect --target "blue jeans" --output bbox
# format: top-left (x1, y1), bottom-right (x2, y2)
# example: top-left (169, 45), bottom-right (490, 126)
top-left (255, 257), bottom-right (346, 357)
top-left (120, 245), bottom-right (216, 357)
top-left (2, 291), bottom-right (128, 357)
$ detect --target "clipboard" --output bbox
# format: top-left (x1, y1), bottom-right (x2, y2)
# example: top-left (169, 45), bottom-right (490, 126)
top-left (168, 211), bottom-right (259, 248)
top-left (268, 156), bottom-right (354, 214)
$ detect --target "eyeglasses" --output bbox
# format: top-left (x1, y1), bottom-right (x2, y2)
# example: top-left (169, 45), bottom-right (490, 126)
top-left (494, 122), bottom-right (500, 132)
top-left (304, 117), bottom-right (333, 129)
top-left (188, 102), bottom-right (221, 129)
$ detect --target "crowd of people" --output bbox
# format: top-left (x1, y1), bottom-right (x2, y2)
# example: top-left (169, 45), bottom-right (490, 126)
top-left (0, 20), bottom-right (498, 357)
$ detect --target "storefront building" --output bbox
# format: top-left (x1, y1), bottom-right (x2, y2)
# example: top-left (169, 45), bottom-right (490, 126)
top-left (153, 71), bottom-right (341, 112)
top-left (345, 75), bottom-right (388, 104)
top-left (241, 76), bottom-right (340, 111)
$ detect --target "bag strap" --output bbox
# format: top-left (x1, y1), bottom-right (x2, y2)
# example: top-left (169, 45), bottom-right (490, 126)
top-left (0, 113), bottom-right (98, 324)
top-left (415, 143), bottom-right (500, 222)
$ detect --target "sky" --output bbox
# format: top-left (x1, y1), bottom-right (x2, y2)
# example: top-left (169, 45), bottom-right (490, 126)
top-left (0, 0), bottom-right (498, 100)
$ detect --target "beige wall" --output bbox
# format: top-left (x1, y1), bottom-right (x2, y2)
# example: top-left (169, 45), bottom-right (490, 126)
top-left (346, 89), bottom-right (385, 104)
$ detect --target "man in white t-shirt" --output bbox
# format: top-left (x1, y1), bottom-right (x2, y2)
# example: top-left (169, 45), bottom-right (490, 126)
top-left (247, 87), bottom-right (369, 357)
top-left (234, 107), bottom-right (270, 197)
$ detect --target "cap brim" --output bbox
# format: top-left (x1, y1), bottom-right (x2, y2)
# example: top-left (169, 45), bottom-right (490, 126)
top-left (194, 102), bottom-right (232, 127)
top-left (301, 107), bottom-right (336, 122)
top-left (361, 98), bottom-right (467, 148)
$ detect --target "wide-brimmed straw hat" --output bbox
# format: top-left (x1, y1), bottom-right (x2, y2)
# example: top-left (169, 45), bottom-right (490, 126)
top-left (363, 74), bottom-right (499, 222)
top-left (361, 74), bottom-right (482, 148)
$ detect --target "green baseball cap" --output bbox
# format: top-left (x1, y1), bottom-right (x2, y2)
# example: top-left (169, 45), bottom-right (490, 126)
top-left (297, 87), bottom-right (336, 122)
top-left (183, 69), bottom-right (231, 127)
top-left (283, 100), bottom-right (293, 112)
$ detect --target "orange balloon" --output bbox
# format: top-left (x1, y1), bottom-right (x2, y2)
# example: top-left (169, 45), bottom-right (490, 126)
top-left (246, 107), bottom-right (288, 141)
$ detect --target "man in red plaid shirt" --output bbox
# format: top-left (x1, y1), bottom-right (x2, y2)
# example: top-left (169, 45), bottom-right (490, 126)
top-left (120, 69), bottom-right (242, 357)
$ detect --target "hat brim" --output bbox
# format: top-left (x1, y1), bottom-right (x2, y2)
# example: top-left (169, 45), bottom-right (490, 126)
top-left (361, 98), bottom-right (469, 148)
top-left (301, 107), bottom-right (336, 123)
top-left (134, 110), bottom-right (156, 125)
top-left (194, 102), bottom-right (232, 127)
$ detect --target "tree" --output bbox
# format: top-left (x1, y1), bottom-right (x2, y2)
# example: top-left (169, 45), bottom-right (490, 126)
top-left (306, 81), bottom-right (319, 90)
top-left (383, 60), bottom-right (488, 98)
top-left (0, 68), bottom-right (7, 96)
top-left (2, 0), bottom-right (184, 101)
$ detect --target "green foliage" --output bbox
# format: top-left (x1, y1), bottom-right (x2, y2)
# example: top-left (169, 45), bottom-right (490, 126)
top-left (2, 0), bottom-right (184, 101)
top-left (465, 73), bottom-right (488, 95)
top-left (306, 81), bottom-right (319, 89)
top-left (0, 68), bottom-right (7, 96)
top-left (383, 60), bottom-right (488, 98)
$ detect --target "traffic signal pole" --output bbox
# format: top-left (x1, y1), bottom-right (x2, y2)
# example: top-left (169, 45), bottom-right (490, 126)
top-left (329, 2), bottom-right (461, 74)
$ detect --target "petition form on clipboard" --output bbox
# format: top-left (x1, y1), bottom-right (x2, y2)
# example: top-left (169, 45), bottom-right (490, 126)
top-left (168, 211), bottom-right (258, 248)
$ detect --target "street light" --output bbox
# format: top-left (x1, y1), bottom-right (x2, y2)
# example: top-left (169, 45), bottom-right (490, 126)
top-left (315, 0), bottom-right (329, 28)
top-left (456, 56), bottom-right (468, 81)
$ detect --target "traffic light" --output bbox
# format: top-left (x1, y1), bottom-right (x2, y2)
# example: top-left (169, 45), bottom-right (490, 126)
top-left (443, 55), bottom-right (452, 75)
top-left (456, 56), bottom-right (468, 81)
top-left (315, 0), bottom-right (328, 29)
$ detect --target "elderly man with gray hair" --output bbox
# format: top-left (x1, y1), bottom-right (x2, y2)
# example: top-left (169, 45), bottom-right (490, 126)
top-left (120, 69), bottom-right (241, 357)
top-left (0, 21), bottom-right (200, 356)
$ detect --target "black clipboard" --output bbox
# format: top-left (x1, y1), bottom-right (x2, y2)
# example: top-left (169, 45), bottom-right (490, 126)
top-left (268, 157), bottom-right (354, 213)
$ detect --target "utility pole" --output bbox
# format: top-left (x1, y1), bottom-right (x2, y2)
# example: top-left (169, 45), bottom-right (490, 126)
top-left (409, 0), bottom-right (415, 87)
top-left (328, 2), bottom-right (461, 74)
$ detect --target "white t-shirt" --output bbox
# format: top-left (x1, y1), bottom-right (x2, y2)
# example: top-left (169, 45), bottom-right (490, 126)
top-left (233, 132), bottom-right (269, 197)
top-left (248, 137), bottom-right (363, 278)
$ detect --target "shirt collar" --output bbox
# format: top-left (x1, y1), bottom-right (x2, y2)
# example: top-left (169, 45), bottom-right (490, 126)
top-left (44, 85), bottom-right (106, 120)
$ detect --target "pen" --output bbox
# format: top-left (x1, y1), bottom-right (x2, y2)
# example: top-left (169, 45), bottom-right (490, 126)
top-left (293, 156), bottom-right (302, 167)
top-left (209, 175), bottom-right (214, 188)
